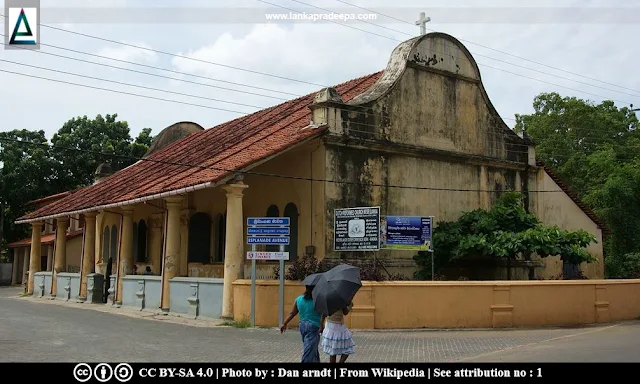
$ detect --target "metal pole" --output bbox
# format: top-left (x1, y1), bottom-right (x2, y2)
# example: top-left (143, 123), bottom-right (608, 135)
top-left (431, 253), bottom-right (434, 282)
top-left (250, 244), bottom-right (256, 328)
top-left (430, 216), bottom-right (435, 282)
top-left (278, 244), bottom-right (285, 327)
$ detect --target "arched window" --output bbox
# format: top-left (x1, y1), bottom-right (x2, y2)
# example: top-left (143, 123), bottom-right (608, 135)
top-left (214, 213), bottom-right (226, 262)
top-left (284, 203), bottom-right (299, 262)
top-left (110, 225), bottom-right (118, 261)
top-left (188, 212), bottom-right (212, 264)
top-left (102, 227), bottom-right (110, 263)
top-left (265, 205), bottom-right (280, 252)
top-left (136, 220), bottom-right (148, 262)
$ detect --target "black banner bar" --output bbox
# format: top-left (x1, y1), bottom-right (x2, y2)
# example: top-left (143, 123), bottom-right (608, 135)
top-left (0, 362), bottom-right (634, 382)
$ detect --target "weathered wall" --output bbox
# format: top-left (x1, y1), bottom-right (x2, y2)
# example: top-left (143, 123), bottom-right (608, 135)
top-left (0, 263), bottom-right (12, 285)
top-left (185, 140), bottom-right (326, 279)
top-left (530, 168), bottom-right (605, 279)
top-left (66, 237), bottom-right (82, 272)
top-left (317, 33), bottom-right (604, 279)
top-left (233, 279), bottom-right (640, 329)
top-left (322, 33), bottom-right (528, 274)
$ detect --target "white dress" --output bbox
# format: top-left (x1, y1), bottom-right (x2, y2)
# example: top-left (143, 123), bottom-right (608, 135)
top-left (321, 308), bottom-right (355, 356)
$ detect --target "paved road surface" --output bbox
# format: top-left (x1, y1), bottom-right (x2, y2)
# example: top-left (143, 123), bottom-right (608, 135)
top-left (1, 286), bottom-right (639, 362)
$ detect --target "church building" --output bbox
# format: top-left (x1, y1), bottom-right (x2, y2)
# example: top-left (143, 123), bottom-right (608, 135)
top-left (11, 33), bottom-right (608, 319)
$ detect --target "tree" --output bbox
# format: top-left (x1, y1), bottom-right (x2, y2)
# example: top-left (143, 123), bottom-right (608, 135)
top-left (515, 92), bottom-right (640, 277)
top-left (50, 114), bottom-right (153, 189)
top-left (0, 114), bottom-right (153, 255)
top-left (0, 129), bottom-right (57, 246)
top-left (414, 192), bottom-right (597, 280)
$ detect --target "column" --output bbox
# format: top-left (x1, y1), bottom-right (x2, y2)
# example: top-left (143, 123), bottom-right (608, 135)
top-left (27, 222), bottom-right (42, 295)
top-left (11, 249), bottom-right (19, 285)
top-left (221, 181), bottom-right (248, 319)
top-left (116, 207), bottom-right (134, 305)
top-left (22, 246), bottom-right (30, 285)
top-left (161, 196), bottom-right (184, 311)
top-left (79, 212), bottom-right (97, 301)
top-left (149, 213), bottom-right (164, 274)
top-left (46, 245), bottom-right (54, 272)
top-left (179, 208), bottom-right (193, 277)
top-left (51, 218), bottom-right (69, 297)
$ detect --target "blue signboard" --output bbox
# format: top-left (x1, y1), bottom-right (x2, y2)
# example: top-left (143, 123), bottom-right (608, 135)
top-left (247, 227), bottom-right (290, 236)
top-left (247, 236), bottom-right (290, 245)
top-left (247, 217), bottom-right (290, 226)
top-left (246, 217), bottom-right (290, 245)
top-left (380, 216), bottom-right (433, 251)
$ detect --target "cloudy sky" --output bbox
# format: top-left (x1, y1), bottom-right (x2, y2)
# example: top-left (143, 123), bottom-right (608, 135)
top-left (1, 0), bottom-right (639, 140)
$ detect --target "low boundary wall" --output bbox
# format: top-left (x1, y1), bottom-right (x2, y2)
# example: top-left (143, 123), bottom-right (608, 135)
top-left (232, 279), bottom-right (640, 329)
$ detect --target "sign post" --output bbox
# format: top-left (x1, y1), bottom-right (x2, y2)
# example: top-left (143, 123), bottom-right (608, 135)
top-left (278, 244), bottom-right (285, 326)
top-left (246, 217), bottom-right (290, 327)
top-left (333, 207), bottom-right (381, 251)
top-left (380, 215), bottom-right (435, 279)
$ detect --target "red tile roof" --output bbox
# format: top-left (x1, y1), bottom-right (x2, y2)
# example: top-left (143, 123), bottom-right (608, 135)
top-left (537, 160), bottom-right (611, 235)
top-left (25, 191), bottom-right (72, 207)
top-left (7, 229), bottom-right (84, 248)
top-left (18, 72), bottom-right (384, 222)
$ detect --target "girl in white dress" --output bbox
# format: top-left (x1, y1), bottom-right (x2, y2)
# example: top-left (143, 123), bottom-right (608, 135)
top-left (319, 302), bottom-right (355, 363)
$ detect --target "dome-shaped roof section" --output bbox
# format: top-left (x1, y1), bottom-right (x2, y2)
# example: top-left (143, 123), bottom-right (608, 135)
top-left (144, 121), bottom-right (204, 158)
top-left (94, 162), bottom-right (112, 177)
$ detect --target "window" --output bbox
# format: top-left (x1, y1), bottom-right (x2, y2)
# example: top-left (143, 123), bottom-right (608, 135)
top-left (283, 203), bottom-right (299, 262)
top-left (265, 205), bottom-right (280, 252)
top-left (136, 220), bottom-right (148, 262)
top-left (133, 222), bottom-right (138, 261)
top-left (102, 227), bottom-right (110, 263)
top-left (188, 212), bottom-right (212, 264)
top-left (110, 225), bottom-right (118, 261)
top-left (214, 213), bottom-right (226, 262)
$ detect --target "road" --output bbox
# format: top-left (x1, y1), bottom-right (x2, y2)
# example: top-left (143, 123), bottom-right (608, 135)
top-left (1, 286), bottom-right (639, 362)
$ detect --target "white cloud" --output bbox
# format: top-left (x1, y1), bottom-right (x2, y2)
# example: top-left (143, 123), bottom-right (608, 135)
top-left (1, 0), bottom-right (639, 144)
top-left (96, 42), bottom-right (158, 66)
top-left (171, 23), bottom-right (394, 95)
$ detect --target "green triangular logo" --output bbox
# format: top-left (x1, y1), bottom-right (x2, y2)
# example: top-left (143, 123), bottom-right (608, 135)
top-left (9, 8), bottom-right (36, 45)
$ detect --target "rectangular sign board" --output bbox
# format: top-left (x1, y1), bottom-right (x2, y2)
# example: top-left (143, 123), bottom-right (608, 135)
top-left (246, 252), bottom-right (290, 260)
top-left (247, 236), bottom-right (290, 245)
top-left (380, 215), bottom-right (433, 251)
top-left (333, 206), bottom-right (380, 251)
top-left (247, 227), bottom-right (290, 236)
top-left (247, 217), bottom-right (290, 226)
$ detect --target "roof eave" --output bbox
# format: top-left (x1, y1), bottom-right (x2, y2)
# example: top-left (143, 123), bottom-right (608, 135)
top-left (15, 130), bottom-right (327, 224)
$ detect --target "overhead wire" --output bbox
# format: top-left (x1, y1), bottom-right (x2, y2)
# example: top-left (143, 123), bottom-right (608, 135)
top-left (0, 136), bottom-right (567, 193)
top-left (1, 11), bottom-right (637, 107)
top-left (0, 52), bottom-right (637, 163)
top-left (266, 0), bottom-right (640, 102)
top-left (333, 0), bottom-right (640, 96)
top-left (2, 56), bottom-right (635, 161)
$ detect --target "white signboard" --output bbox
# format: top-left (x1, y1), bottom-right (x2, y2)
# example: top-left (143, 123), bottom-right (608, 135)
top-left (246, 251), bottom-right (290, 260)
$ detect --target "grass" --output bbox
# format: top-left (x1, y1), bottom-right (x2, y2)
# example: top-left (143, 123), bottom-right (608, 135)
top-left (220, 316), bottom-right (252, 328)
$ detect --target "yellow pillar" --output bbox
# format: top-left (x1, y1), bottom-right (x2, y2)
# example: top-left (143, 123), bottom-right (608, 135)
top-left (79, 212), bottom-right (97, 301)
top-left (51, 218), bottom-right (69, 296)
top-left (116, 207), bottom-right (134, 305)
top-left (161, 196), bottom-right (184, 311)
top-left (27, 222), bottom-right (42, 295)
top-left (22, 246), bottom-right (30, 285)
top-left (221, 181), bottom-right (248, 319)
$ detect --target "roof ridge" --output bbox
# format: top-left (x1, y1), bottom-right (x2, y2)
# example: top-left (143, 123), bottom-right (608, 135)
top-left (536, 160), bottom-right (611, 235)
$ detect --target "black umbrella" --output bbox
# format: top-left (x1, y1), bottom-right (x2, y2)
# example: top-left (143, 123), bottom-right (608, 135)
top-left (312, 264), bottom-right (362, 316)
top-left (301, 273), bottom-right (322, 286)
